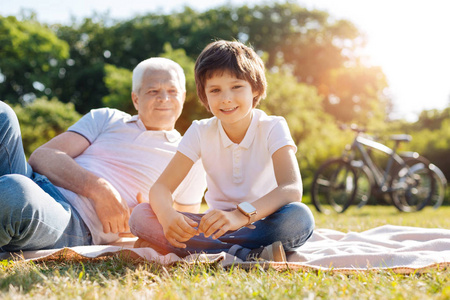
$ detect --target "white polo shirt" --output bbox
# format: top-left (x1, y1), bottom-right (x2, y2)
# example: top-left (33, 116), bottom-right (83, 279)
top-left (56, 108), bottom-right (206, 245)
top-left (178, 109), bottom-right (296, 211)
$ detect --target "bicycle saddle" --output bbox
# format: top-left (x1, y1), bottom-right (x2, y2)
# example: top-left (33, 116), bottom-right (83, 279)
top-left (389, 134), bottom-right (412, 142)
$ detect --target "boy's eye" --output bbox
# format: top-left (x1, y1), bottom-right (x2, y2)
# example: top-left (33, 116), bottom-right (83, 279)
top-left (233, 85), bottom-right (242, 89)
top-left (209, 88), bottom-right (220, 93)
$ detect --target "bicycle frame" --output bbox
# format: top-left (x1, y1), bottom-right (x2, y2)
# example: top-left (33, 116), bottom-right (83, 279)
top-left (344, 135), bottom-right (407, 192)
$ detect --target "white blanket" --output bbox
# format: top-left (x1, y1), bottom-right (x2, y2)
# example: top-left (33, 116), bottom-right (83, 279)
top-left (2, 225), bottom-right (449, 274)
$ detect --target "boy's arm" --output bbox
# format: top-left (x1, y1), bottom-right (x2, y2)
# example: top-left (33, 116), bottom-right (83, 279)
top-left (199, 145), bottom-right (301, 239)
top-left (246, 145), bottom-right (302, 215)
top-left (28, 131), bottom-right (130, 234)
top-left (173, 202), bottom-right (201, 213)
top-left (149, 151), bottom-right (199, 248)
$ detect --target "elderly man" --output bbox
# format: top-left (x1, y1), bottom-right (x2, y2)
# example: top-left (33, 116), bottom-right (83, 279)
top-left (0, 58), bottom-right (206, 251)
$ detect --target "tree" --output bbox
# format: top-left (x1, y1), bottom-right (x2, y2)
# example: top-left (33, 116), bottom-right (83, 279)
top-left (53, 17), bottom-right (112, 113)
top-left (320, 64), bottom-right (389, 126)
top-left (102, 64), bottom-right (133, 113)
top-left (11, 98), bottom-right (81, 156)
top-left (0, 16), bottom-right (69, 104)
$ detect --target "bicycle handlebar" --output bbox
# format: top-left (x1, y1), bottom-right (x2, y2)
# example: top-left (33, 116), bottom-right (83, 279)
top-left (338, 123), bottom-right (366, 133)
top-left (339, 124), bottom-right (412, 144)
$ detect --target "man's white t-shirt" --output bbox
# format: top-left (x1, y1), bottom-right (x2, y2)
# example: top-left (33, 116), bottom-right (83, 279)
top-left (56, 108), bottom-right (206, 245)
top-left (177, 109), bottom-right (297, 211)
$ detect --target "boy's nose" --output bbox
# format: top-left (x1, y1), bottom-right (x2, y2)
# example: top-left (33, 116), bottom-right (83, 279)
top-left (221, 91), bottom-right (232, 103)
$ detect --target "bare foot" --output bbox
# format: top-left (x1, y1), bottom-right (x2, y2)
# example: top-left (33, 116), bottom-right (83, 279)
top-left (134, 238), bottom-right (154, 248)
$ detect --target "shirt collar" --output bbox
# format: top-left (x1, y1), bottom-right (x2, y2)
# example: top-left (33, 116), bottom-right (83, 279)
top-left (127, 115), bottom-right (181, 142)
top-left (218, 110), bottom-right (258, 149)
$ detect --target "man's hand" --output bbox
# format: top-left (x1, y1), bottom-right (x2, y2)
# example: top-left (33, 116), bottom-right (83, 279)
top-left (198, 209), bottom-right (247, 240)
top-left (160, 210), bottom-right (199, 248)
top-left (91, 178), bottom-right (130, 234)
top-left (119, 192), bottom-right (146, 238)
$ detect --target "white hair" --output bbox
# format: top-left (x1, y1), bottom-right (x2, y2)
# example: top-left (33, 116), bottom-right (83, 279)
top-left (132, 57), bottom-right (186, 93)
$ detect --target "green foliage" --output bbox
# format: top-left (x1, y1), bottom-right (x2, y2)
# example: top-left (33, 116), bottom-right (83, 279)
top-left (102, 64), bottom-right (133, 113)
top-left (11, 98), bottom-right (81, 157)
top-left (321, 64), bottom-right (390, 126)
top-left (52, 17), bottom-right (111, 113)
top-left (0, 16), bottom-right (69, 104)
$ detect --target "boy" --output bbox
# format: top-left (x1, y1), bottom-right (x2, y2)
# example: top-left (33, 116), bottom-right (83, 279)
top-left (130, 40), bottom-right (314, 262)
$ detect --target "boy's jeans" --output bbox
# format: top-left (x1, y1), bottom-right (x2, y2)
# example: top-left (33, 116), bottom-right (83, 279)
top-left (0, 101), bottom-right (92, 252)
top-left (130, 202), bottom-right (315, 261)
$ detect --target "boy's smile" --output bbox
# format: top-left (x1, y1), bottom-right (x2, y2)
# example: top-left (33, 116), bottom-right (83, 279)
top-left (220, 106), bottom-right (238, 113)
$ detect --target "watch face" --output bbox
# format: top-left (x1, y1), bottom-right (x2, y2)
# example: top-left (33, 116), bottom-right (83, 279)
top-left (239, 202), bottom-right (256, 214)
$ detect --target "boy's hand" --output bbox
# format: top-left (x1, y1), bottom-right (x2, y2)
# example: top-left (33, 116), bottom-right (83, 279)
top-left (160, 210), bottom-right (199, 248)
top-left (198, 209), bottom-right (248, 240)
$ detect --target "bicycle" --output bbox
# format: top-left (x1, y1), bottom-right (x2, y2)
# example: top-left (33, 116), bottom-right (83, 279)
top-left (311, 124), bottom-right (435, 214)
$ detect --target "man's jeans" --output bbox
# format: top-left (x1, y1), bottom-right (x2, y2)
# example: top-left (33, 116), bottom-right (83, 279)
top-left (130, 202), bottom-right (314, 261)
top-left (0, 101), bottom-right (92, 252)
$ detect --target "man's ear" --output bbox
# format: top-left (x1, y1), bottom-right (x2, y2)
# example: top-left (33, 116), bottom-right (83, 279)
top-left (131, 92), bottom-right (139, 111)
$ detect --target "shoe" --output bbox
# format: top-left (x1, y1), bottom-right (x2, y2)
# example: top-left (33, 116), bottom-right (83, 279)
top-left (246, 241), bottom-right (287, 262)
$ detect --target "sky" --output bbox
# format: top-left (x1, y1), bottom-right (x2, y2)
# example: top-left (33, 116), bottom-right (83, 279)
top-left (1, 0), bottom-right (450, 122)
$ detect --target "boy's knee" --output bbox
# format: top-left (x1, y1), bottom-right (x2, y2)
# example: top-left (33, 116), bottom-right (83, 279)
top-left (129, 202), bottom-right (154, 228)
top-left (280, 202), bottom-right (315, 234)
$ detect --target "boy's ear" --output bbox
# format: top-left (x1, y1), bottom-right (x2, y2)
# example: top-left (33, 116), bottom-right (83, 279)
top-left (252, 92), bottom-right (260, 108)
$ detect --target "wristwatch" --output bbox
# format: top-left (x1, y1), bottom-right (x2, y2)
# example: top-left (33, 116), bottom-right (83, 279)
top-left (237, 202), bottom-right (257, 228)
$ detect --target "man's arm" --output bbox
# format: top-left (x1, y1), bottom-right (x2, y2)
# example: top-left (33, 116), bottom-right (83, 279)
top-left (28, 131), bottom-right (130, 234)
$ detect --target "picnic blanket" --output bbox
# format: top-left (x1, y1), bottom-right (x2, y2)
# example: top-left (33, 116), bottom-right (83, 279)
top-left (2, 225), bottom-right (449, 274)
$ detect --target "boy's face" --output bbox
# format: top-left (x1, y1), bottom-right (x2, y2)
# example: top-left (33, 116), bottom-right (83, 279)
top-left (205, 71), bottom-right (258, 130)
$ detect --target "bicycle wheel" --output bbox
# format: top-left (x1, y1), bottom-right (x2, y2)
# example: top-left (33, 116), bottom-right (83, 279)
top-left (389, 161), bottom-right (434, 212)
top-left (401, 154), bottom-right (447, 209)
top-left (428, 163), bottom-right (447, 209)
top-left (350, 161), bottom-right (374, 208)
top-left (311, 158), bottom-right (357, 214)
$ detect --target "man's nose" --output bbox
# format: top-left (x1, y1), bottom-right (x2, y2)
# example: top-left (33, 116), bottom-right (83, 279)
top-left (157, 90), bottom-right (169, 101)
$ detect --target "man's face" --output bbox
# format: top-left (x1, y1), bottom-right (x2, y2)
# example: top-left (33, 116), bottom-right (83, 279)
top-left (132, 68), bottom-right (185, 131)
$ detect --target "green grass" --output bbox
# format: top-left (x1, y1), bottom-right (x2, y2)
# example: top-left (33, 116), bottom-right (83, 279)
top-left (1, 206), bottom-right (450, 299)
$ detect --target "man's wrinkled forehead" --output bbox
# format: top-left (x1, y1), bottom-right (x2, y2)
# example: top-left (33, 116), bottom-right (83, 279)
top-left (143, 67), bottom-right (183, 88)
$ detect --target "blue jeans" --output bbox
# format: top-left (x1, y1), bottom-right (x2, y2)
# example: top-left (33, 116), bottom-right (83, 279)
top-left (130, 202), bottom-right (314, 261)
top-left (0, 101), bottom-right (92, 252)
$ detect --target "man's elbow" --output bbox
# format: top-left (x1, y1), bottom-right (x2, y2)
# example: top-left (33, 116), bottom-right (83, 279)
top-left (28, 148), bottom-right (42, 169)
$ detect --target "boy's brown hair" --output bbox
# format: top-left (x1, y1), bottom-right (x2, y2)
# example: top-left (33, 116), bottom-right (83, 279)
top-left (194, 40), bottom-right (267, 111)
